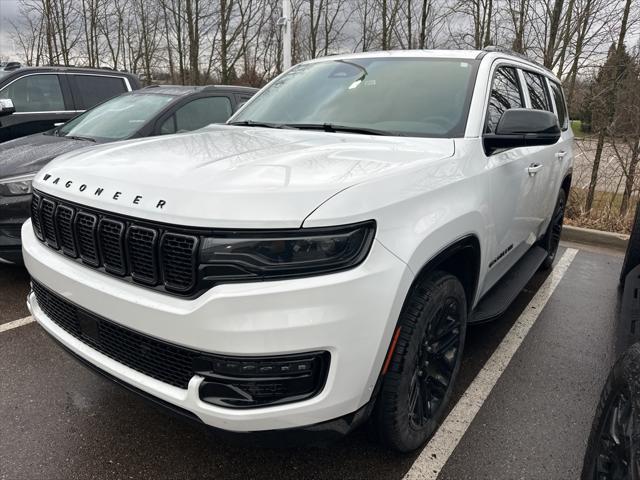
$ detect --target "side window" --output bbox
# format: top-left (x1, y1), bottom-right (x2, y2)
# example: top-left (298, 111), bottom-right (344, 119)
top-left (485, 67), bottom-right (524, 134)
top-left (0, 74), bottom-right (65, 112)
top-left (160, 115), bottom-right (177, 135)
top-left (74, 75), bottom-right (128, 109)
top-left (161, 96), bottom-right (233, 134)
top-left (235, 94), bottom-right (254, 111)
top-left (549, 81), bottom-right (568, 130)
top-left (523, 71), bottom-right (552, 111)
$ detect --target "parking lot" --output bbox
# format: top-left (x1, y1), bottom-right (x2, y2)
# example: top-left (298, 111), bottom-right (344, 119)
top-left (0, 242), bottom-right (627, 479)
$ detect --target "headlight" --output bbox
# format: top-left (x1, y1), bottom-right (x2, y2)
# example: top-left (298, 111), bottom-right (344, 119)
top-left (199, 221), bottom-right (376, 281)
top-left (0, 174), bottom-right (35, 196)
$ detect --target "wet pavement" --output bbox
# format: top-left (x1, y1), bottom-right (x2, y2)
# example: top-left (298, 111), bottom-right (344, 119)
top-left (0, 243), bottom-right (626, 479)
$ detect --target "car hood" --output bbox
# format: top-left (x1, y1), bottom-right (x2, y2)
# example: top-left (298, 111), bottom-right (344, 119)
top-left (0, 133), bottom-right (93, 179)
top-left (33, 125), bottom-right (455, 228)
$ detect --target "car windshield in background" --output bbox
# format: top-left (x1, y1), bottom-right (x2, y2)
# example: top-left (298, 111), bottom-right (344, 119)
top-left (57, 93), bottom-right (174, 141)
top-left (232, 58), bottom-right (478, 137)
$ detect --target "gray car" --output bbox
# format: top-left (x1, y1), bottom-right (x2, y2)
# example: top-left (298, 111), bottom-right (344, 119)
top-left (0, 84), bottom-right (257, 263)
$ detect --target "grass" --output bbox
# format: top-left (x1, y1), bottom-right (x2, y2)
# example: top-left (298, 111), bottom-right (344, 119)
top-left (571, 120), bottom-right (584, 137)
top-left (565, 188), bottom-right (635, 234)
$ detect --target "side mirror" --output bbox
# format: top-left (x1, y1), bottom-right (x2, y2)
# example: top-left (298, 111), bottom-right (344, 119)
top-left (483, 108), bottom-right (560, 155)
top-left (0, 98), bottom-right (16, 117)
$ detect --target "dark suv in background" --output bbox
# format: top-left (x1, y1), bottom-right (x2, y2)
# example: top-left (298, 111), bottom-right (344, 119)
top-left (0, 84), bottom-right (257, 264)
top-left (0, 67), bottom-right (141, 143)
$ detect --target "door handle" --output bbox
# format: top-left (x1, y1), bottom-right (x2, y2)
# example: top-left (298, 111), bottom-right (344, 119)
top-left (555, 150), bottom-right (567, 160)
top-left (527, 163), bottom-right (543, 176)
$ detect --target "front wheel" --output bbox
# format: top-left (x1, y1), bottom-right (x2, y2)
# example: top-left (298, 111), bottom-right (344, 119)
top-left (373, 271), bottom-right (467, 452)
top-left (540, 189), bottom-right (566, 270)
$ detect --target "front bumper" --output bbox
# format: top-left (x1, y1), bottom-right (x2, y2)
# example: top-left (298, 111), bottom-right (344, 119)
top-left (0, 193), bottom-right (30, 263)
top-left (23, 219), bottom-right (412, 432)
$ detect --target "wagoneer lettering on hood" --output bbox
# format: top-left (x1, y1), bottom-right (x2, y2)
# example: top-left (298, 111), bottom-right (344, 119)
top-left (33, 125), bottom-right (455, 228)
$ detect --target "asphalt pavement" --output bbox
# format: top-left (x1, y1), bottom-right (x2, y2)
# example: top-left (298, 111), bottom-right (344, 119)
top-left (0, 242), bottom-right (626, 479)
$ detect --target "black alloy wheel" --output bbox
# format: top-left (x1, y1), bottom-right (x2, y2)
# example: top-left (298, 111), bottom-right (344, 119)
top-left (374, 270), bottom-right (467, 452)
top-left (583, 343), bottom-right (640, 479)
top-left (408, 297), bottom-right (462, 429)
top-left (595, 392), bottom-right (635, 478)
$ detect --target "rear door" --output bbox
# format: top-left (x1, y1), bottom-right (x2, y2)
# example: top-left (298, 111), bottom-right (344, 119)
top-left (546, 79), bottom-right (573, 223)
top-left (0, 73), bottom-right (76, 142)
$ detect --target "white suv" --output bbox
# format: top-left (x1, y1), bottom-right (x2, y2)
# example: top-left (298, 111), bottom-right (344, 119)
top-left (22, 49), bottom-right (573, 452)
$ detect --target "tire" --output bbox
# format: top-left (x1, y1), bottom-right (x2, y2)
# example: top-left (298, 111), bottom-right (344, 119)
top-left (582, 343), bottom-right (640, 479)
top-left (540, 189), bottom-right (566, 270)
top-left (373, 271), bottom-right (467, 452)
top-left (620, 201), bottom-right (640, 287)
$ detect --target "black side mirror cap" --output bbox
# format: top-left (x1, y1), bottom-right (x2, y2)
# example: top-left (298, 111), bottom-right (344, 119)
top-left (484, 108), bottom-right (560, 155)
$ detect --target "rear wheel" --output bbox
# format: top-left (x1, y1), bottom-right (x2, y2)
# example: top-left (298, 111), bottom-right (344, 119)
top-left (374, 271), bottom-right (467, 452)
top-left (540, 189), bottom-right (566, 270)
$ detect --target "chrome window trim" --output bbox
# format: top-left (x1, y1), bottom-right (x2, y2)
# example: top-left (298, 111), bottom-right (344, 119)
top-left (0, 71), bottom-right (133, 113)
top-left (13, 110), bottom-right (83, 115)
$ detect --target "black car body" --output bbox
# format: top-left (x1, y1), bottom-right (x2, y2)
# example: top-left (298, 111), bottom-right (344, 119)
top-left (0, 67), bottom-right (141, 143)
top-left (0, 84), bottom-right (258, 263)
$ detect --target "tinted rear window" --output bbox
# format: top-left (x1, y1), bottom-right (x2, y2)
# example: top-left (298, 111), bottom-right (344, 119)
top-left (74, 75), bottom-right (128, 109)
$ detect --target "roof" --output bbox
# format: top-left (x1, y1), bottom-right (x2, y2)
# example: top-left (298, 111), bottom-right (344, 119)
top-left (140, 84), bottom-right (258, 96)
top-left (303, 50), bottom-right (483, 64)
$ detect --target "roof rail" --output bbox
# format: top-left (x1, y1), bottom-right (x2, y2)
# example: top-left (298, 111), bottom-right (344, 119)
top-left (482, 46), bottom-right (547, 70)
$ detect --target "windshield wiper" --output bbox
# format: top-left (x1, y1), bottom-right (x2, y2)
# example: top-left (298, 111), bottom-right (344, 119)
top-left (285, 123), bottom-right (394, 136)
top-left (64, 135), bottom-right (97, 142)
top-left (228, 120), bottom-right (294, 129)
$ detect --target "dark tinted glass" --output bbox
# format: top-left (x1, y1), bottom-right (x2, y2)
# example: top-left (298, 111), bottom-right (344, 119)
top-left (165, 96), bottom-right (233, 133)
top-left (233, 58), bottom-right (477, 137)
top-left (485, 67), bottom-right (523, 133)
top-left (523, 71), bottom-right (552, 111)
top-left (0, 74), bottom-right (65, 112)
top-left (74, 75), bottom-right (128, 108)
top-left (549, 81), bottom-right (568, 129)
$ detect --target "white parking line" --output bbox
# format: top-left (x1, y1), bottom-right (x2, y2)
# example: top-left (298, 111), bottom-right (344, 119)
top-left (0, 316), bottom-right (35, 333)
top-left (403, 247), bottom-right (579, 480)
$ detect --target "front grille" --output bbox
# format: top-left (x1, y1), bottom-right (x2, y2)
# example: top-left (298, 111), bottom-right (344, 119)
top-left (32, 281), bottom-right (330, 406)
top-left (31, 194), bottom-right (43, 240)
top-left (31, 191), bottom-right (198, 295)
top-left (40, 198), bottom-right (58, 249)
top-left (56, 205), bottom-right (76, 256)
top-left (99, 219), bottom-right (126, 275)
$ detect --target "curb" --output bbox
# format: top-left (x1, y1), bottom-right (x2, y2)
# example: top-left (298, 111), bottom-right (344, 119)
top-left (561, 225), bottom-right (629, 251)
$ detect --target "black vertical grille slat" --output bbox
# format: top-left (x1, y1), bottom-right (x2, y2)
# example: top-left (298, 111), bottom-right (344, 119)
top-left (56, 205), bottom-right (77, 257)
top-left (31, 192), bottom-right (202, 297)
top-left (76, 212), bottom-right (99, 266)
top-left (99, 219), bottom-right (126, 275)
top-left (31, 194), bottom-right (44, 241)
top-left (161, 234), bottom-right (198, 292)
top-left (127, 226), bottom-right (159, 285)
top-left (40, 198), bottom-right (59, 249)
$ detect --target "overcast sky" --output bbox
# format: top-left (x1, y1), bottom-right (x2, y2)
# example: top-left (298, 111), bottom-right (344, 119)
top-left (0, 0), bottom-right (20, 59)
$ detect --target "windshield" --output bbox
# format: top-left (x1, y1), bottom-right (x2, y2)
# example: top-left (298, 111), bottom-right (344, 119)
top-left (232, 57), bottom-right (478, 137)
top-left (57, 93), bottom-right (174, 141)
